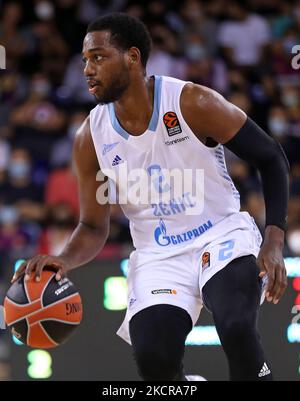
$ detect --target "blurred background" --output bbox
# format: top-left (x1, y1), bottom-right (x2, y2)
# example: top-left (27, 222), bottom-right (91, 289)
top-left (0, 0), bottom-right (299, 381)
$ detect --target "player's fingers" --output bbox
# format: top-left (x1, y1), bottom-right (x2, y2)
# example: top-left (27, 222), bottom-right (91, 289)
top-left (24, 256), bottom-right (41, 281)
top-left (265, 263), bottom-right (275, 302)
top-left (35, 256), bottom-right (50, 282)
top-left (273, 267), bottom-right (287, 304)
top-left (55, 268), bottom-right (63, 281)
top-left (256, 257), bottom-right (267, 278)
top-left (11, 261), bottom-right (27, 283)
top-left (268, 266), bottom-right (281, 301)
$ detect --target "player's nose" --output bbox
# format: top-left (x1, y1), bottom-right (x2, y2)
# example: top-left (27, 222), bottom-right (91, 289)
top-left (83, 60), bottom-right (96, 77)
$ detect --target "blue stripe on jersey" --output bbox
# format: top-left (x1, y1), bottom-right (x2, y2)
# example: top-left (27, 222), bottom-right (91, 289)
top-left (107, 102), bottom-right (129, 140)
top-left (148, 75), bottom-right (162, 132)
top-left (107, 75), bottom-right (162, 139)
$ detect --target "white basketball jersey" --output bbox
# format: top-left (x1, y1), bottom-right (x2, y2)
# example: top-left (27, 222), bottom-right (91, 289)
top-left (90, 75), bottom-right (241, 251)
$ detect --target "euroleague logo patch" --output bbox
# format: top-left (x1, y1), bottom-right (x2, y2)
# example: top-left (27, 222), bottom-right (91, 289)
top-left (163, 111), bottom-right (182, 136)
top-left (202, 252), bottom-right (210, 271)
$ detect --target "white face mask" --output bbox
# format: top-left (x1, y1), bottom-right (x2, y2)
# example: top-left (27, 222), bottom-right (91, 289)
top-left (32, 80), bottom-right (51, 97)
top-left (282, 93), bottom-right (299, 108)
top-left (268, 117), bottom-right (288, 137)
top-left (185, 44), bottom-right (206, 61)
top-left (287, 230), bottom-right (300, 254)
top-left (35, 1), bottom-right (54, 20)
top-left (0, 206), bottom-right (19, 225)
top-left (8, 160), bottom-right (30, 180)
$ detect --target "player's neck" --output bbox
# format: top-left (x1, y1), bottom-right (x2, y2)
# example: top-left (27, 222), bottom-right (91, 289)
top-left (113, 75), bottom-right (154, 136)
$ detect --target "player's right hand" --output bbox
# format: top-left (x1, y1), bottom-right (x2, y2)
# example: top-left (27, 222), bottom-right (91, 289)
top-left (11, 255), bottom-right (69, 283)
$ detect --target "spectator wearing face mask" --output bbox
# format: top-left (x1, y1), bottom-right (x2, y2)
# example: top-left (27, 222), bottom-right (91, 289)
top-left (178, 0), bottom-right (218, 57)
top-left (0, 148), bottom-right (45, 222)
top-left (218, 1), bottom-right (271, 76)
top-left (0, 2), bottom-right (32, 70)
top-left (146, 24), bottom-right (185, 78)
top-left (183, 31), bottom-right (228, 93)
top-left (10, 73), bottom-right (66, 162)
top-left (50, 110), bottom-right (88, 169)
top-left (278, 86), bottom-right (300, 165)
top-left (0, 205), bottom-right (32, 264)
top-left (10, 73), bottom-right (65, 133)
top-left (268, 106), bottom-right (290, 141)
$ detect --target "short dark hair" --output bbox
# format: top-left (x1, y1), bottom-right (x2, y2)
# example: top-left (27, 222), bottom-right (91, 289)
top-left (87, 13), bottom-right (152, 68)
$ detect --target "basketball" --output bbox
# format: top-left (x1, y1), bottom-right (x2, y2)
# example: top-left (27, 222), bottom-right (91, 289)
top-left (4, 269), bottom-right (82, 349)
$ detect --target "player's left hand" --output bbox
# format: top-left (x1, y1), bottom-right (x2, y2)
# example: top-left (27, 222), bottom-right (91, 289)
top-left (257, 242), bottom-right (287, 305)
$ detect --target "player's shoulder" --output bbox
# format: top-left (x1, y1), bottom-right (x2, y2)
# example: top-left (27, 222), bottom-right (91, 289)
top-left (76, 115), bottom-right (90, 137)
top-left (181, 82), bottom-right (224, 112)
top-left (160, 75), bottom-right (189, 89)
top-left (74, 116), bottom-right (93, 150)
top-left (182, 82), bottom-right (222, 100)
top-left (161, 75), bottom-right (218, 96)
top-left (73, 116), bottom-right (99, 170)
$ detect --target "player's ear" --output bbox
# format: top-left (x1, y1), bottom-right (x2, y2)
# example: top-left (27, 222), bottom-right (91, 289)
top-left (126, 47), bottom-right (140, 66)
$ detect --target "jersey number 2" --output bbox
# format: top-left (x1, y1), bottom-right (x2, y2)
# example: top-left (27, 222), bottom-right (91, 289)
top-left (218, 240), bottom-right (235, 261)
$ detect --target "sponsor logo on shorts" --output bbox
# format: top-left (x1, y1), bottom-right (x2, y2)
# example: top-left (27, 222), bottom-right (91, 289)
top-left (163, 111), bottom-right (182, 136)
top-left (65, 302), bottom-right (82, 315)
top-left (151, 289), bottom-right (177, 295)
top-left (202, 252), bottom-right (210, 271)
top-left (258, 363), bottom-right (271, 377)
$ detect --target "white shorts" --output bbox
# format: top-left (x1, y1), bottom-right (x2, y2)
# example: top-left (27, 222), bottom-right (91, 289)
top-left (117, 212), bottom-right (264, 345)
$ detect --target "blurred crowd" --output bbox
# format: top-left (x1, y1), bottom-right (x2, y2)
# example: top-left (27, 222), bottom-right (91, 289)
top-left (0, 0), bottom-right (300, 364)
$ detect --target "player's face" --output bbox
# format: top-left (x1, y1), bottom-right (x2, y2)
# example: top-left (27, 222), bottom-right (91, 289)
top-left (82, 31), bottom-right (130, 104)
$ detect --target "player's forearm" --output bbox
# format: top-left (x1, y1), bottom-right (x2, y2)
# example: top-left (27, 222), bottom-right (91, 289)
top-left (58, 222), bottom-right (109, 271)
top-left (225, 117), bottom-right (290, 231)
top-left (258, 157), bottom-right (289, 231)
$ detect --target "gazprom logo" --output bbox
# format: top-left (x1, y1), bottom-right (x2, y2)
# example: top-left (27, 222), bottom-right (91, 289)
top-left (0, 45), bottom-right (6, 69)
top-left (154, 219), bottom-right (169, 246)
top-left (154, 218), bottom-right (213, 246)
top-left (160, 219), bottom-right (167, 236)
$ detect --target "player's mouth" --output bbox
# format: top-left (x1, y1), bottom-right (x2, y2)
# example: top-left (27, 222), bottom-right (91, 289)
top-left (87, 80), bottom-right (101, 94)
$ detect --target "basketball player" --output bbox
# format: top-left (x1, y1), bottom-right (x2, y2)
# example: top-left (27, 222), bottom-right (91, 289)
top-left (13, 13), bottom-right (289, 381)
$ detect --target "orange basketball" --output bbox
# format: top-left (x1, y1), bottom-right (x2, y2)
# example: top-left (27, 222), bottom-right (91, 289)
top-left (4, 269), bottom-right (82, 348)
